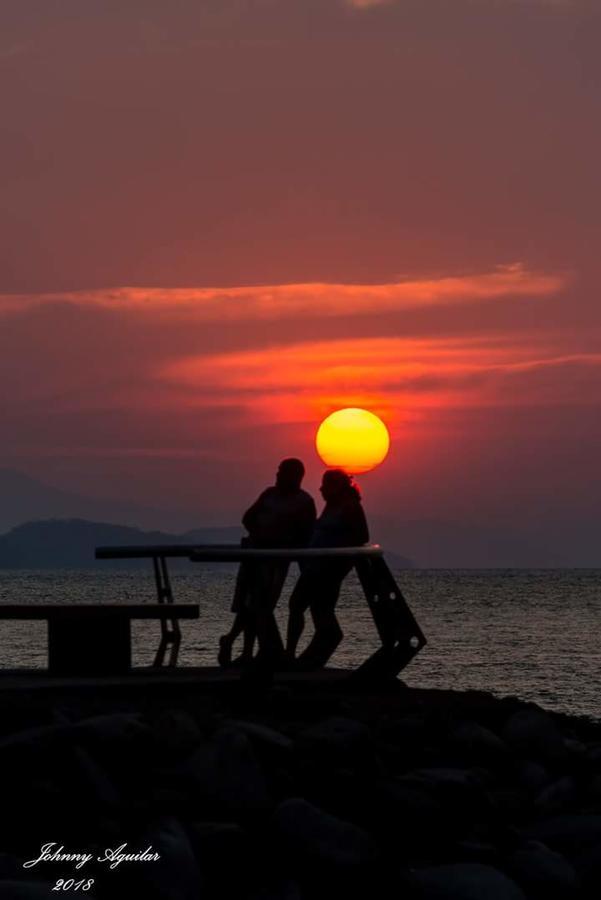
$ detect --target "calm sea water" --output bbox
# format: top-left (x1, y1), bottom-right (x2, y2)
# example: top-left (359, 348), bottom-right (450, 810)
top-left (0, 568), bottom-right (599, 719)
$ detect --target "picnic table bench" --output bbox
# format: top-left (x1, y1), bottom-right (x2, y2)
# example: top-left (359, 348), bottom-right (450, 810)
top-left (95, 543), bottom-right (427, 680)
top-left (0, 603), bottom-right (199, 676)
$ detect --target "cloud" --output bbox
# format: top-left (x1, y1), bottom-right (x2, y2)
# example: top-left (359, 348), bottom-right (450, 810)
top-left (345, 0), bottom-right (392, 8)
top-left (345, 0), bottom-right (572, 6)
top-left (0, 264), bottom-right (565, 321)
top-left (161, 335), bottom-right (601, 426)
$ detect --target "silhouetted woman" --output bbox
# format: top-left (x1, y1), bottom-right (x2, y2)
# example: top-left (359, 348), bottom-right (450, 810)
top-left (286, 469), bottom-right (369, 669)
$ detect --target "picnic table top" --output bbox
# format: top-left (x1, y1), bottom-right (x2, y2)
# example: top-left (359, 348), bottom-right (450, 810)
top-left (95, 542), bottom-right (383, 561)
top-left (0, 604), bottom-right (199, 620)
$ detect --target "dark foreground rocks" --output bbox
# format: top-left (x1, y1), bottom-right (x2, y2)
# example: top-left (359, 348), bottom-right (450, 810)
top-left (0, 679), bottom-right (600, 899)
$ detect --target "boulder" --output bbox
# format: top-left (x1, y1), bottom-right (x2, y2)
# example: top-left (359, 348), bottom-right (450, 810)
top-left (121, 816), bottom-right (202, 900)
top-left (224, 719), bottom-right (293, 756)
top-left (68, 744), bottom-right (121, 809)
top-left (272, 798), bottom-right (377, 868)
top-left (502, 710), bottom-right (566, 764)
top-left (74, 713), bottom-right (151, 749)
top-left (247, 880), bottom-right (302, 900)
top-left (505, 840), bottom-right (579, 899)
top-left (361, 778), bottom-right (447, 852)
top-left (186, 727), bottom-right (271, 820)
top-left (0, 724), bottom-right (72, 763)
top-left (406, 767), bottom-right (491, 824)
top-left (409, 863), bottom-right (526, 899)
top-left (512, 759), bottom-right (549, 794)
top-left (150, 709), bottom-right (202, 757)
top-left (296, 717), bottom-right (371, 765)
top-left (520, 814), bottom-right (601, 854)
top-left (533, 776), bottom-right (579, 815)
top-left (0, 883), bottom-right (72, 899)
top-left (447, 722), bottom-right (509, 766)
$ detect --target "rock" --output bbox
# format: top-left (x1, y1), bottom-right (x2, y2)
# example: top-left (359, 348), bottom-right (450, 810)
top-left (0, 883), bottom-right (73, 899)
top-left (406, 767), bottom-right (491, 823)
top-left (584, 742), bottom-right (601, 768)
top-left (248, 880), bottom-right (302, 900)
top-left (447, 722), bottom-right (509, 766)
top-left (0, 724), bottom-right (72, 761)
top-left (150, 709), bottom-right (202, 757)
top-left (68, 745), bottom-right (121, 809)
top-left (409, 767), bottom-right (488, 789)
top-left (502, 710), bottom-right (566, 764)
top-left (361, 778), bottom-right (447, 851)
top-left (376, 714), bottom-right (428, 765)
top-left (272, 798), bottom-right (377, 868)
top-left (571, 841), bottom-right (601, 895)
top-left (534, 776), bottom-right (579, 815)
top-left (409, 863), bottom-right (526, 899)
top-left (520, 814), bottom-right (601, 854)
top-left (505, 840), bottom-right (579, 899)
top-left (486, 787), bottom-right (529, 820)
top-left (454, 839), bottom-right (503, 866)
top-left (186, 727), bottom-right (271, 820)
top-left (297, 717), bottom-right (371, 765)
top-left (123, 816), bottom-right (202, 900)
top-left (74, 713), bottom-right (151, 750)
top-left (563, 738), bottom-right (587, 761)
top-left (224, 719), bottom-right (293, 755)
top-left (0, 856), bottom-right (19, 879)
top-left (513, 759), bottom-right (550, 794)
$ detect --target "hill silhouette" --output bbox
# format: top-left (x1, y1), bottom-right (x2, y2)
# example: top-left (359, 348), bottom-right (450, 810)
top-left (0, 519), bottom-right (414, 570)
top-left (0, 519), bottom-right (243, 569)
top-left (0, 468), bottom-right (201, 534)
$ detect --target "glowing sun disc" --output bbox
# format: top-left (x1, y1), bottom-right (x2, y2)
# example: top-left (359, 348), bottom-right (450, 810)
top-left (316, 408), bottom-right (390, 474)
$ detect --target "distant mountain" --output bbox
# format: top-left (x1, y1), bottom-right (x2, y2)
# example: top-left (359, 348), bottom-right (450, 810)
top-left (370, 516), bottom-right (570, 569)
top-left (0, 469), bottom-right (589, 567)
top-left (0, 519), bottom-right (414, 570)
top-left (0, 519), bottom-right (243, 569)
top-left (0, 468), bottom-right (201, 534)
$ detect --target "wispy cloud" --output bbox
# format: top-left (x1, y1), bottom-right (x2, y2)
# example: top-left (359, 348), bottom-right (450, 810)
top-left (161, 335), bottom-right (601, 425)
top-left (345, 0), bottom-right (575, 7)
top-left (0, 264), bottom-right (565, 321)
top-left (345, 0), bottom-right (392, 8)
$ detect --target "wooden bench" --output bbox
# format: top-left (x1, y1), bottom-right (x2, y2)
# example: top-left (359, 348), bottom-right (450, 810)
top-left (0, 604), bottom-right (199, 676)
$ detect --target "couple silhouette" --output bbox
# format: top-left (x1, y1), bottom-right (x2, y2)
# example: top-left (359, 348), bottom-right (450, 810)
top-left (218, 458), bottom-right (369, 671)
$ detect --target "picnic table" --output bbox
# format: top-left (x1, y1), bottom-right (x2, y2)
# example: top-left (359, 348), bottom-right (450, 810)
top-left (0, 602), bottom-right (199, 676)
top-left (95, 543), bottom-right (427, 680)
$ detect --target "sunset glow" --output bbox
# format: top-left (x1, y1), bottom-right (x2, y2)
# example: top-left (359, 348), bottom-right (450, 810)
top-left (316, 408), bottom-right (390, 474)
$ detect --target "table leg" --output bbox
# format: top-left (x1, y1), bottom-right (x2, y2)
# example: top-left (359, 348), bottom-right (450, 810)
top-left (48, 617), bottom-right (131, 676)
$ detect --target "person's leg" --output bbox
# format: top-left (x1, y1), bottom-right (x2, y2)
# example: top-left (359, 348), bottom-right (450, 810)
top-left (218, 610), bottom-right (249, 667)
top-left (286, 572), bottom-right (313, 658)
top-left (250, 562), bottom-right (285, 665)
top-left (269, 562), bottom-right (289, 610)
top-left (296, 564), bottom-right (350, 669)
top-left (219, 561), bottom-right (253, 666)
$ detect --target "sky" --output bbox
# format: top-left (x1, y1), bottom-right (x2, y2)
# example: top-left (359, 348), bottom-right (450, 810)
top-left (0, 0), bottom-right (600, 559)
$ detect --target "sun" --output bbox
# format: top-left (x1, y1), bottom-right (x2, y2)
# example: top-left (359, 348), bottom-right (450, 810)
top-left (315, 407), bottom-right (390, 474)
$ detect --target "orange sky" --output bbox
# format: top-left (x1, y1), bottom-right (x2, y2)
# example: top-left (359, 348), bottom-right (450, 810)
top-left (0, 0), bottom-right (600, 561)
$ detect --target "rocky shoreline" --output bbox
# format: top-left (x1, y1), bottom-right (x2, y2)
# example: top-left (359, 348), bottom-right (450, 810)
top-left (1, 677), bottom-right (601, 899)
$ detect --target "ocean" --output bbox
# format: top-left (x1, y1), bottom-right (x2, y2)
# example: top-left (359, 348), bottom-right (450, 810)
top-left (0, 567), bottom-right (599, 720)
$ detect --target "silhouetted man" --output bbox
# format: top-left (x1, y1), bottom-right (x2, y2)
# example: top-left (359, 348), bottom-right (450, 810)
top-left (218, 458), bottom-right (316, 667)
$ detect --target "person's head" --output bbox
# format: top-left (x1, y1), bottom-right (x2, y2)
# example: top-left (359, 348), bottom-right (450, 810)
top-left (276, 458), bottom-right (305, 492)
top-left (320, 468), bottom-right (361, 504)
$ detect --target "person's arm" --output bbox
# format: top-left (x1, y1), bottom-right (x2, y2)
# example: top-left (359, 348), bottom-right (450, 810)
top-left (298, 496), bottom-right (318, 546)
top-left (351, 503), bottom-right (370, 545)
top-left (242, 490), bottom-right (268, 533)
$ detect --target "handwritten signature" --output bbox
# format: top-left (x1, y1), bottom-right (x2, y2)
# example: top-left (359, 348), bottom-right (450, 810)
top-left (24, 843), bottom-right (160, 870)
